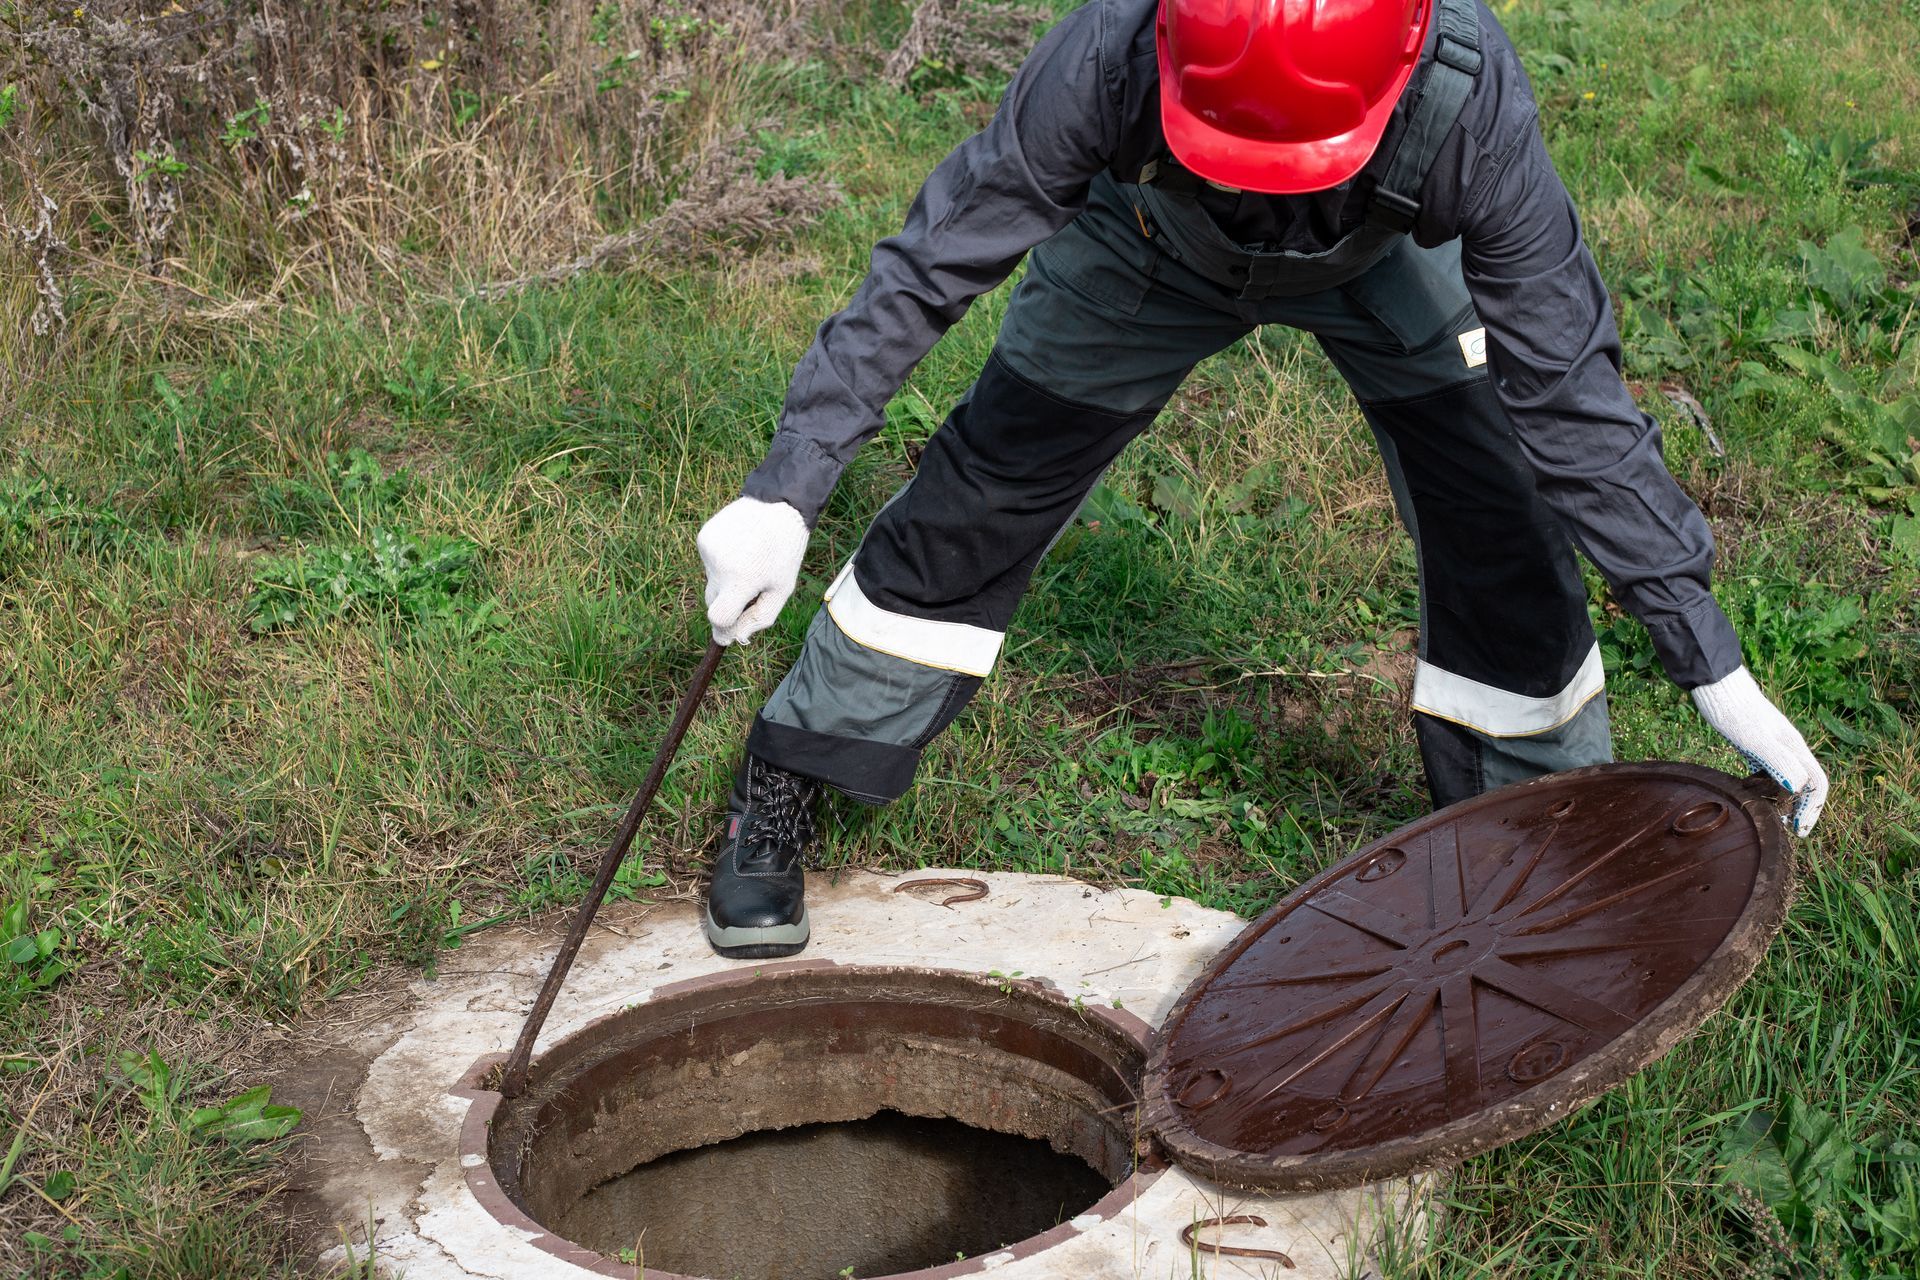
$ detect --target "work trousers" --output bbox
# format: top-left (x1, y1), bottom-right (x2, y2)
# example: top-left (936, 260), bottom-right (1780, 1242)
top-left (748, 178), bottom-right (1612, 809)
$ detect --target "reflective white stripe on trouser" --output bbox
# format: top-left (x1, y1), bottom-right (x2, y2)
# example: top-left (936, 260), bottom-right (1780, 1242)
top-left (822, 562), bottom-right (1004, 678)
top-left (1411, 643), bottom-right (1605, 738)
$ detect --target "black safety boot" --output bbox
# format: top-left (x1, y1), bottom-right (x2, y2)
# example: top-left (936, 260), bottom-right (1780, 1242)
top-left (704, 755), bottom-right (820, 958)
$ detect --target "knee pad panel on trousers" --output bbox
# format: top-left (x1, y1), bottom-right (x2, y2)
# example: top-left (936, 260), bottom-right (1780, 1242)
top-left (855, 350), bottom-right (1156, 633)
top-left (1364, 377), bottom-right (1596, 699)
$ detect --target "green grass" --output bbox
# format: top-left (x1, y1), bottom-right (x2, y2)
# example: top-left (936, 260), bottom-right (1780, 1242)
top-left (2, 0), bottom-right (1919, 1275)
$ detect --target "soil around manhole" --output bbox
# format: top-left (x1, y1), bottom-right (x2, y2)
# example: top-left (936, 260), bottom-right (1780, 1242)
top-left (554, 1111), bottom-right (1113, 1278)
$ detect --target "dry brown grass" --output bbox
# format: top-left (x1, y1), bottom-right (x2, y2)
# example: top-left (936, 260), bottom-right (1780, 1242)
top-left (0, 0), bottom-right (844, 403)
top-left (881, 0), bottom-right (1046, 89)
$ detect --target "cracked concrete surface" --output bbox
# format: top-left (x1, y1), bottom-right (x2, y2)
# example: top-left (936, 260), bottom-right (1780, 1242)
top-left (288, 869), bottom-right (1429, 1279)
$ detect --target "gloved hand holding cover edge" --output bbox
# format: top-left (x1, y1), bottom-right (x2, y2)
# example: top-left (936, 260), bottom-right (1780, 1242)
top-left (1692, 666), bottom-right (1829, 835)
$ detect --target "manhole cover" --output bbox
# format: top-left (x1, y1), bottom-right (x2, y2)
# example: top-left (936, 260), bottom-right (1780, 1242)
top-left (1144, 763), bottom-right (1792, 1192)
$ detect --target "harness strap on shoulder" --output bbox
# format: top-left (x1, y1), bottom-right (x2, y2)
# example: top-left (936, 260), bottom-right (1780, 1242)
top-left (1366, 0), bottom-right (1484, 234)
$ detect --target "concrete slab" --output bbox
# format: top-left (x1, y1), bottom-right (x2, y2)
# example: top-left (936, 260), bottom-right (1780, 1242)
top-left (303, 870), bottom-right (1430, 1279)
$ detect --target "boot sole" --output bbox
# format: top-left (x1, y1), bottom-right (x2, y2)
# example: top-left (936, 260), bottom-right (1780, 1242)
top-left (704, 906), bottom-right (810, 959)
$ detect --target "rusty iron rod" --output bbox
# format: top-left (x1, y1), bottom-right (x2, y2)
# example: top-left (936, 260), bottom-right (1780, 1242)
top-left (499, 638), bottom-right (728, 1099)
top-left (1179, 1216), bottom-right (1295, 1267)
top-left (891, 876), bottom-right (989, 908)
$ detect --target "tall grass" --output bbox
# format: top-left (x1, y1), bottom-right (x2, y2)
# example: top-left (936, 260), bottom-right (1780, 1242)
top-left (0, 0), bottom-right (848, 403)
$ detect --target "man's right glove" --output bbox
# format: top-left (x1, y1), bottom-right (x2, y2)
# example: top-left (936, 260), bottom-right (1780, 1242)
top-left (697, 496), bottom-right (809, 645)
top-left (1690, 666), bottom-right (1829, 836)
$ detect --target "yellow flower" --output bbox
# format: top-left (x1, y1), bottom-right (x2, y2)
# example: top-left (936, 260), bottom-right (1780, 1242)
top-left (421, 57), bottom-right (443, 71)
top-left (1582, 91), bottom-right (1596, 100)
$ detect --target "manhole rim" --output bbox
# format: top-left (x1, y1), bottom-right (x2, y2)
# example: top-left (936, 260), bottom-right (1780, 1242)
top-left (456, 958), bottom-right (1168, 1280)
top-left (1141, 761), bottom-right (1794, 1193)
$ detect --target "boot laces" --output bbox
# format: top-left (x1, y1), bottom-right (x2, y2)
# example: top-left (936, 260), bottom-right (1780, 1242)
top-left (740, 758), bottom-right (816, 870)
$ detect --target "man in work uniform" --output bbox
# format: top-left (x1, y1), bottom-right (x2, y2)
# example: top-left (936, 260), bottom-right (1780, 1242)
top-left (693, 0), bottom-right (1831, 958)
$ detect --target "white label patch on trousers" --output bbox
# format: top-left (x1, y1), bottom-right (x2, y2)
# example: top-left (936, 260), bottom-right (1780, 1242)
top-left (1459, 327), bottom-right (1488, 368)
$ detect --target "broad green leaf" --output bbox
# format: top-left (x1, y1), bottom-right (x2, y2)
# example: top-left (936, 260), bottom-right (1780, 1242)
top-left (1686, 157), bottom-right (1758, 195)
top-left (207, 1103), bottom-right (302, 1145)
top-left (1224, 461), bottom-right (1280, 514)
top-left (1890, 514), bottom-right (1920, 561)
top-left (1775, 344), bottom-right (1859, 395)
top-left (1868, 409), bottom-right (1919, 461)
top-left (150, 372), bottom-right (187, 421)
top-left (1782, 1102), bottom-right (1856, 1207)
top-left (1817, 708), bottom-right (1869, 747)
top-left (1800, 225), bottom-right (1887, 312)
top-left (220, 1085), bottom-right (274, 1115)
top-left (117, 1050), bottom-right (175, 1107)
top-left (1150, 472), bottom-right (1202, 520)
top-left (1856, 1195), bottom-right (1920, 1249)
top-left (1080, 483), bottom-right (1147, 531)
top-left (1718, 1110), bottom-right (1796, 1210)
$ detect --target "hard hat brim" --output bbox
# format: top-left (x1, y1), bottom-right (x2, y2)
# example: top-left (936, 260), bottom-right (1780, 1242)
top-left (1157, 84), bottom-right (1405, 195)
top-left (1153, 0), bottom-right (1430, 195)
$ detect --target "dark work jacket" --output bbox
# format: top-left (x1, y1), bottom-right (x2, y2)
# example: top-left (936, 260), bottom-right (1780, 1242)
top-left (742, 0), bottom-right (1740, 687)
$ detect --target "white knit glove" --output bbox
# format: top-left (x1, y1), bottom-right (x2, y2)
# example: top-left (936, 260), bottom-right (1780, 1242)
top-left (696, 496), bottom-right (809, 645)
top-left (1691, 666), bottom-right (1829, 836)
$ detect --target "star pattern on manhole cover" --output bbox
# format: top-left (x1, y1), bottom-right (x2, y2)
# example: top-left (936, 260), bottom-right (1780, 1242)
top-left (1147, 764), bottom-right (1791, 1189)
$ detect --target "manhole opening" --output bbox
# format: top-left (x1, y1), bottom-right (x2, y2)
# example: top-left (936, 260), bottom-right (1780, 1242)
top-left (483, 966), bottom-right (1150, 1279)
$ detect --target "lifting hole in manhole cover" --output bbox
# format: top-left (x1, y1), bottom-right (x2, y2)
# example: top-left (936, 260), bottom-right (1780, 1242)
top-left (1507, 1039), bottom-right (1569, 1083)
top-left (1672, 801), bottom-right (1730, 836)
top-left (481, 967), bottom-right (1151, 1280)
top-left (1356, 848), bottom-right (1407, 881)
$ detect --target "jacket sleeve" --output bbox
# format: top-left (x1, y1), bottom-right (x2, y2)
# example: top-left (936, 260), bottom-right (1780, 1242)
top-left (1457, 121), bottom-right (1743, 689)
top-left (742, 4), bottom-right (1120, 524)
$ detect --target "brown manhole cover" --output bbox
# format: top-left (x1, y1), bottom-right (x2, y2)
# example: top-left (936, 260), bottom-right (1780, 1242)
top-left (1144, 762), bottom-right (1792, 1192)
top-left (479, 965), bottom-right (1152, 1279)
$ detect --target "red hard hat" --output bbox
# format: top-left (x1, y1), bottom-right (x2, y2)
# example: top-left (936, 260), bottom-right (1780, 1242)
top-left (1157, 0), bottom-right (1433, 194)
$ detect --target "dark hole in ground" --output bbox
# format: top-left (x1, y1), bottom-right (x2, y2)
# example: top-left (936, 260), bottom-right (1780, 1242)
top-left (487, 969), bottom-right (1149, 1276)
top-left (551, 1111), bottom-right (1113, 1279)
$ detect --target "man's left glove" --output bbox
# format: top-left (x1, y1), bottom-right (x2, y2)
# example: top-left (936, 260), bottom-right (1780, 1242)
top-left (697, 496), bottom-right (809, 645)
top-left (1691, 666), bottom-right (1829, 836)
